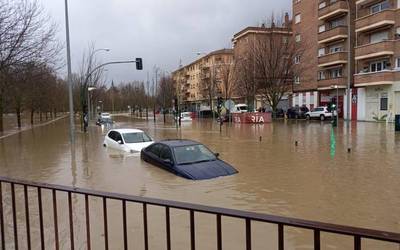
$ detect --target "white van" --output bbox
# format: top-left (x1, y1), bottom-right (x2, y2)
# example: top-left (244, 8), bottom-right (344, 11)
top-left (232, 104), bottom-right (248, 113)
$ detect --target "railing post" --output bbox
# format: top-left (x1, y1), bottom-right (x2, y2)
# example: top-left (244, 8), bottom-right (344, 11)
top-left (122, 200), bottom-right (127, 250)
top-left (190, 210), bottom-right (196, 250)
top-left (143, 203), bottom-right (148, 250)
top-left (85, 194), bottom-right (90, 250)
top-left (24, 186), bottom-right (31, 250)
top-left (278, 224), bottom-right (284, 250)
top-left (354, 236), bottom-right (361, 250)
top-left (216, 214), bottom-right (222, 250)
top-left (11, 183), bottom-right (18, 250)
top-left (314, 229), bottom-right (320, 250)
top-left (52, 190), bottom-right (59, 250)
top-left (103, 197), bottom-right (108, 250)
top-left (165, 207), bottom-right (171, 250)
top-left (68, 191), bottom-right (74, 250)
top-left (38, 187), bottom-right (44, 250)
top-left (246, 218), bottom-right (251, 250)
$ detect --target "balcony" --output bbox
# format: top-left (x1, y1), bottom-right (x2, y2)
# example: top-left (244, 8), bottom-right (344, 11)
top-left (355, 40), bottom-right (395, 60)
top-left (354, 71), bottom-right (397, 87)
top-left (318, 1), bottom-right (349, 20)
top-left (318, 77), bottom-right (347, 89)
top-left (318, 26), bottom-right (348, 44)
top-left (318, 52), bottom-right (348, 67)
top-left (355, 9), bottom-right (396, 33)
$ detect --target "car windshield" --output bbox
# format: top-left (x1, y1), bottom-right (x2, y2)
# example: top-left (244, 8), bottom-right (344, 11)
top-left (239, 106), bottom-right (247, 110)
top-left (102, 118), bottom-right (112, 123)
top-left (173, 144), bottom-right (216, 165)
top-left (122, 132), bottom-right (152, 143)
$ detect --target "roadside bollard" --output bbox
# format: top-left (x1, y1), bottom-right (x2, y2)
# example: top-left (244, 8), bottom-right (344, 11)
top-left (347, 148), bottom-right (351, 153)
top-left (295, 141), bottom-right (298, 146)
top-left (259, 136), bottom-right (262, 142)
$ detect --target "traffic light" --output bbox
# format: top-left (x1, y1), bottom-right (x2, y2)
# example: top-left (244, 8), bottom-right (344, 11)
top-left (135, 58), bottom-right (143, 70)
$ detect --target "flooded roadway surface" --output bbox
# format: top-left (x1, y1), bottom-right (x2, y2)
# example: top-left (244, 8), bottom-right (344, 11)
top-left (0, 115), bottom-right (400, 249)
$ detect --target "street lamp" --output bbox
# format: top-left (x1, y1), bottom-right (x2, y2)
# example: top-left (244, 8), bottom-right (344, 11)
top-left (64, 0), bottom-right (74, 145)
top-left (98, 100), bottom-right (104, 113)
top-left (87, 87), bottom-right (96, 121)
top-left (346, 0), bottom-right (351, 127)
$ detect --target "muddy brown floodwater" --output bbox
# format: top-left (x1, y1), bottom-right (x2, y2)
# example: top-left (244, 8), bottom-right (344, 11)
top-left (0, 115), bottom-right (399, 249)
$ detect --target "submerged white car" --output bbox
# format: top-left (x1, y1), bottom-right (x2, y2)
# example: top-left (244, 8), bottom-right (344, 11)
top-left (103, 129), bottom-right (154, 153)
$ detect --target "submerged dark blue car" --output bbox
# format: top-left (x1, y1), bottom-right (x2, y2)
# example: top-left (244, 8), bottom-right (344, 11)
top-left (140, 140), bottom-right (238, 180)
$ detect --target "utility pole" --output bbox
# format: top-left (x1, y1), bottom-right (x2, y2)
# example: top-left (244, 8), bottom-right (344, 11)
top-left (64, 0), bottom-right (74, 146)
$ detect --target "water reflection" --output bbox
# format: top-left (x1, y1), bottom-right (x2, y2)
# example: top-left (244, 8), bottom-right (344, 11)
top-left (0, 116), bottom-right (399, 249)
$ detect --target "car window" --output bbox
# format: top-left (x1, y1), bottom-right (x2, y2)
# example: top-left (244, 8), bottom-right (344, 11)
top-left (314, 108), bottom-right (323, 112)
top-left (148, 144), bottom-right (162, 157)
top-left (173, 144), bottom-right (216, 165)
top-left (159, 145), bottom-right (173, 162)
top-left (123, 132), bottom-right (152, 143)
top-left (108, 131), bottom-right (116, 140)
top-left (115, 132), bottom-right (122, 142)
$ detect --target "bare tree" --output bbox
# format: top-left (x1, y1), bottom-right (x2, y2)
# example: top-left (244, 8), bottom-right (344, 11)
top-left (252, 16), bottom-right (303, 114)
top-left (0, 0), bottom-right (59, 131)
top-left (158, 75), bottom-right (175, 122)
top-left (233, 55), bottom-right (257, 108)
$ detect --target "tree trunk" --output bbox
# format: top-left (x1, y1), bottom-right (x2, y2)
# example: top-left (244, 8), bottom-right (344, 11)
top-left (30, 109), bottom-right (34, 125)
top-left (16, 106), bottom-right (21, 128)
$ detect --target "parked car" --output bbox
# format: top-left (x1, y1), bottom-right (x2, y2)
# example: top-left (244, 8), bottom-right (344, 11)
top-left (100, 112), bottom-right (111, 119)
top-left (141, 140), bottom-right (238, 180)
top-left (96, 117), bottom-right (113, 126)
top-left (175, 112), bottom-right (192, 122)
top-left (287, 106), bottom-right (309, 119)
top-left (103, 129), bottom-right (154, 153)
top-left (305, 106), bottom-right (333, 121)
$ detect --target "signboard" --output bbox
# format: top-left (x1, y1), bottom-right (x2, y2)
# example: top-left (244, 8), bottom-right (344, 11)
top-left (232, 112), bottom-right (272, 124)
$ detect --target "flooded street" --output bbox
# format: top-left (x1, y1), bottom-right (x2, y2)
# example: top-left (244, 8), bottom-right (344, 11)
top-left (0, 115), bottom-right (400, 249)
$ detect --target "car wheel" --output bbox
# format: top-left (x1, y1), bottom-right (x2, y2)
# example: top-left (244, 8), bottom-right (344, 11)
top-left (306, 115), bottom-right (310, 120)
top-left (320, 115), bottom-right (325, 121)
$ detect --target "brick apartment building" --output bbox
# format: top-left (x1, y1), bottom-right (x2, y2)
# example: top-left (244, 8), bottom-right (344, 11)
top-left (232, 15), bottom-right (293, 110)
top-left (171, 49), bottom-right (234, 112)
top-left (293, 0), bottom-right (400, 121)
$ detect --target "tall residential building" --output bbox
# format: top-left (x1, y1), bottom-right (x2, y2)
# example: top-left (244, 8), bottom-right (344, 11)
top-left (354, 0), bottom-right (400, 121)
top-left (172, 49), bottom-right (233, 111)
top-left (293, 0), bottom-right (400, 121)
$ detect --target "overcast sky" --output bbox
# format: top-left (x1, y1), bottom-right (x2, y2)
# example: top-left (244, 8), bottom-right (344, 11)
top-left (38, 0), bottom-right (291, 85)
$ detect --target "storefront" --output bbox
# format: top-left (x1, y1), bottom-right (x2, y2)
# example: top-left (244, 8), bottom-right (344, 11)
top-left (319, 89), bottom-right (345, 118)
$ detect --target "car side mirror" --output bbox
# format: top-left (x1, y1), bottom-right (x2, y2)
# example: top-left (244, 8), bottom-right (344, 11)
top-left (118, 140), bottom-right (124, 144)
top-left (214, 153), bottom-right (220, 158)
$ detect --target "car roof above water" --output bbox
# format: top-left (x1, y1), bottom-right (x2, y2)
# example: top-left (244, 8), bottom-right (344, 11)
top-left (159, 139), bottom-right (199, 147)
top-left (110, 128), bottom-right (145, 134)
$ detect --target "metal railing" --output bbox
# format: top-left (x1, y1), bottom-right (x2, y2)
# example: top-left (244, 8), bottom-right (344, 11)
top-left (0, 176), bottom-right (399, 250)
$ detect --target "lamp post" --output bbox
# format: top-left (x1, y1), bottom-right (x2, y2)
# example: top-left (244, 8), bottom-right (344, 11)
top-left (346, 0), bottom-right (351, 127)
top-left (331, 85), bottom-right (339, 127)
top-left (98, 101), bottom-right (103, 113)
top-left (64, 0), bottom-right (74, 145)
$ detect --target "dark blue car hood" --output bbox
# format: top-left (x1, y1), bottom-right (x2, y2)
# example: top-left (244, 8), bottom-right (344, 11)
top-left (176, 159), bottom-right (238, 180)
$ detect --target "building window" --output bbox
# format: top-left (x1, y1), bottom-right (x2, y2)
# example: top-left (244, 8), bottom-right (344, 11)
top-left (295, 34), bottom-right (301, 42)
top-left (318, 71), bottom-right (326, 80)
top-left (295, 14), bottom-right (301, 24)
top-left (318, 48), bottom-right (325, 57)
top-left (329, 44), bottom-right (343, 53)
top-left (294, 55), bottom-right (301, 64)
top-left (370, 30), bottom-right (389, 43)
top-left (371, 0), bottom-right (390, 14)
top-left (319, 1), bottom-right (326, 9)
top-left (370, 60), bottom-right (389, 72)
top-left (294, 76), bottom-right (300, 84)
top-left (396, 57), bottom-right (400, 68)
top-left (331, 68), bottom-right (342, 78)
top-left (380, 93), bottom-right (388, 111)
top-left (318, 25), bottom-right (326, 33)
top-left (330, 18), bottom-right (345, 29)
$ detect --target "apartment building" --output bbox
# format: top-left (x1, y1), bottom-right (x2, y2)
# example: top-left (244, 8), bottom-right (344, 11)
top-left (354, 0), bottom-right (400, 121)
top-left (232, 16), bottom-right (292, 110)
top-left (293, 0), bottom-right (400, 121)
top-left (171, 49), bottom-right (234, 111)
top-left (292, 0), bottom-right (320, 110)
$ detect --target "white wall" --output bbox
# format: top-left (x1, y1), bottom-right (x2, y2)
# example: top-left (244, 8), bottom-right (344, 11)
top-left (357, 88), bottom-right (366, 121)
